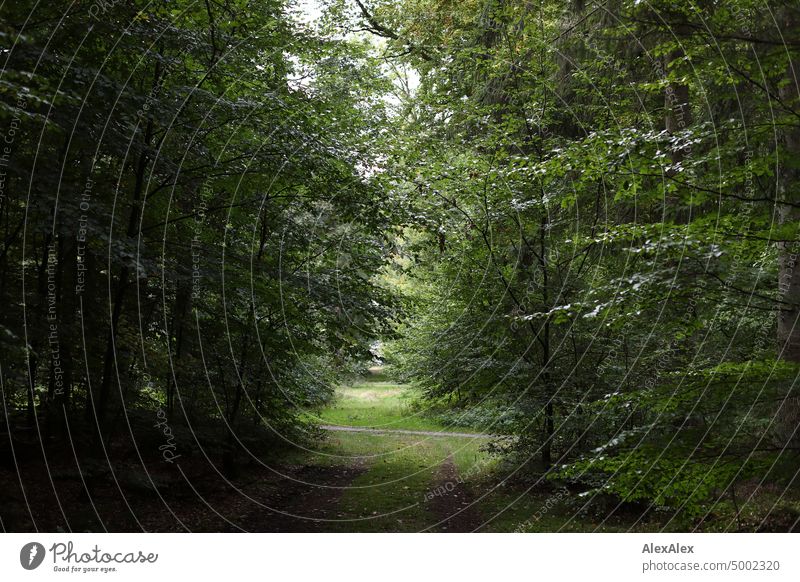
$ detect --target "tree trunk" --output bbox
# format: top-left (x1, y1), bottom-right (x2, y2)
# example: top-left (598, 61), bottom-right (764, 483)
top-left (93, 93), bottom-right (156, 440)
top-left (166, 278), bottom-right (190, 419)
top-left (777, 8), bottom-right (800, 363)
top-left (539, 216), bottom-right (554, 469)
top-left (774, 7), bottom-right (800, 455)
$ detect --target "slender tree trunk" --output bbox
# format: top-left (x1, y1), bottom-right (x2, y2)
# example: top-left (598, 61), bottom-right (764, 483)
top-left (539, 216), bottom-right (554, 469)
top-left (93, 87), bottom-right (158, 440)
top-left (166, 279), bottom-right (190, 419)
top-left (25, 352), bottom-right (37, 427)
top-left (777, 8), bottom-right (800, 362)
top-left (45, 235), bottom-right (71, 440)
top-left (222, 382), bottom-right (243, 477)
top-left (774, 7), bottom-right (800, 454)
top-left (94, 265), bottom-right (129, 432)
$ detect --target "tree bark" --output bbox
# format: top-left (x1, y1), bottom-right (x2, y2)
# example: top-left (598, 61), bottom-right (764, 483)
top-left (777, 7), bottom-right (800, 363)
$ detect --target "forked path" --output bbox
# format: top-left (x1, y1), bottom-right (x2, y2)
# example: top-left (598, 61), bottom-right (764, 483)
top-left (226, 372), bottom-right (498, 532)
top-left (320, 424), bottom-right (495, 439)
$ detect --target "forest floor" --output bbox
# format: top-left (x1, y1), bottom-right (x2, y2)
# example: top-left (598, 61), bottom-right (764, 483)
top-left (2, 370), bottom-right (645, 532)
top-left (218, 369), bottom-right (657, 533)
top-left (11, 369), bottom-right (784, 532)
top-left (176, 371), bottom-right (795, 533)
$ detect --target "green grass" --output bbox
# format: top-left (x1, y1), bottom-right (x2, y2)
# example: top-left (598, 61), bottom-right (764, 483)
top-left (311, 374), bottom-right (481, 433)
top-left (294, 371), bottom-right (499, 531)
top-left (292, 372), bottom-right (660, 532)
top-left (292, 373), bottom-right (791, 532)
top-left (299, 427), bottom-right (635, 532)
top-left (304, 431), bottom-right (493, 532)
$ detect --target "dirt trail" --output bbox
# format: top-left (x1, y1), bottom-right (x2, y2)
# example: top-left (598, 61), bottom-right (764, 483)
top-left (427, 454), bottom-right (483, 532)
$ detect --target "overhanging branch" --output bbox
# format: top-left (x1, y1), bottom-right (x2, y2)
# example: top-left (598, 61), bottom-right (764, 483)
top-left (353, 0), bottom-right (432, 61)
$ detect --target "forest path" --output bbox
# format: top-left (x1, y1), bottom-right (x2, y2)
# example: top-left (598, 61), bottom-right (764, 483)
top-left (183, 371), bottom-right (490, 532)
top-left (427, 453), bottom-right (484, 532)
top-left (278, 369), bottom-right (496, 531)
top-left (137, 371), bottom-right (620, 532)
top-left (320, 424), bottom-right (494, 438)
top-left (210, 370), bottom-right (623, 532)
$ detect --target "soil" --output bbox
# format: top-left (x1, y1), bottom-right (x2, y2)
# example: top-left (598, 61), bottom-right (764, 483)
top-left (427, 454), bottom-right (483, 533)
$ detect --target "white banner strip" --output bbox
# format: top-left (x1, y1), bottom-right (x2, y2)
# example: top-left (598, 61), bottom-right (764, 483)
top-left (1, 533), bottom-right (797, 581)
